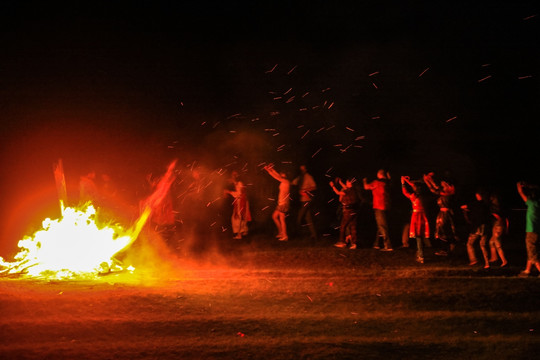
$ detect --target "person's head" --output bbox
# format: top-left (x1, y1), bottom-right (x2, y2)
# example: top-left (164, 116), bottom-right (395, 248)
top-left (522, 182), bottom-right (539, 200)
top-left (441, 181), bottom-right (455, 194)
top-left (377, 169), bottom-right (387, 179)
top-left (231, 170), bottom-right (239, 181)
top-left (413, 180), bottom-right (425, 195)
top-left (475, 188), bottom-right (487, 201)
top-left (299, 165), bottom-right (308, 174)
top-left (530, 188), bottom-right (539, 200)
top-left (345, 178), bottom-right (354, 188)
top-left (280, 171), bottom-right (288, 179)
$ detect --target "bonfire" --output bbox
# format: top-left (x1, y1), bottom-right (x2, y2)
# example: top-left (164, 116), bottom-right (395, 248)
top-left (0, 160), bottom-right (176, 280)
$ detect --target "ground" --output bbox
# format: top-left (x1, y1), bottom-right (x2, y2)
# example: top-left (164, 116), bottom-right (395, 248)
top-left (1, 234), bottom-right (539, 360)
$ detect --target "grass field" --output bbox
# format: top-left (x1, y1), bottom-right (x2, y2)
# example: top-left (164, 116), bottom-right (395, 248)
top-left (1, 234), bottom-right (539, 360)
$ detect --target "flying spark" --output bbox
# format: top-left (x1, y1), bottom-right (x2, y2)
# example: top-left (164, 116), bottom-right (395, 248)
top-left (265, 64), bottom-right (278, 73)
top-left (287, 65), bottom-right (298, 75)
top-left (418, 68), bottom-right (430, 77)
top-left (478, 75), bottom-right (492, 82)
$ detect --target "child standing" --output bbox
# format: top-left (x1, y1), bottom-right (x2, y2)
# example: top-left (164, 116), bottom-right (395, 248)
top-left (401, 176), bottom-right (430, 263)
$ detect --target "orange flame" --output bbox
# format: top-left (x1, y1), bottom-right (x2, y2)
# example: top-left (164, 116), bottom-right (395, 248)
top-left (0, 160), bottom-right (176, 280)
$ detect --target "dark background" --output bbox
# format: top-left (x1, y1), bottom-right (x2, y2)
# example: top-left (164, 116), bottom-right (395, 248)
top-left (1, 1), bottom-right (538, 254)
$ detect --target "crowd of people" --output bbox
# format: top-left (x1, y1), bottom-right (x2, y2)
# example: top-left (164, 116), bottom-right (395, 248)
top-left (260, 164), bottom-right (539, 277)
top-left (78, 162), bottom-right (540, 278)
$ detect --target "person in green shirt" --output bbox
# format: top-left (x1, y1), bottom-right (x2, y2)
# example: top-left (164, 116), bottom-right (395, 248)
top-left (517, 181), bottom-right (540, 277)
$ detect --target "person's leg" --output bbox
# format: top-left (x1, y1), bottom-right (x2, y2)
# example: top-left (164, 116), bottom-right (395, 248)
top-left (239, 219), bottom-right (248, 236)
top-left (272, 210), bottom-right (282, 237)
top-left (402, 223), bottom-right (410, 248)
top-left (519, 260), bottom-right (534, 276)
top-left (522, 232), bottom-right (539, 273)
top-left (467, 232), bottom-right (479, 265)
top-left (337, 210), bottom-right (356, 248)
top-left (296, 204), bottom-right (307, 231)
top-left (279, 212), bottom-right (288, 240)
top-left (232, 213), bottom-right (243, 239)
top-left (378, 210), bottom-right (392, 250)
top-left (416, 237), bottom-right (424, 262)
top-left (496, 244), bottom-right (508, 266)
top-left (489, 238), bottom-right (498, 262)
top-left (349, 214), bottom-right (358, 247)
top-left (490, 226), bottom-right (507, 266)
top-left (373, 210), bottom-right (381, 248)
top-left (231, 214), bottom-right (240, 234)
top-left (337, 210), bottom-right (348, 245)
top-left (480, 233), bottom-right (490, 268)
top-left (304, 203), bottom-right (317, 239)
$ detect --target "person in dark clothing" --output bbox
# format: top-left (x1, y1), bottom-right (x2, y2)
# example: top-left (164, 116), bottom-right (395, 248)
top-left (461, 189), bottom-right (492, 268)
top-left (424, 172), bottom-right (458, 256)
top-left (330, 178), bottom-right (359, 249)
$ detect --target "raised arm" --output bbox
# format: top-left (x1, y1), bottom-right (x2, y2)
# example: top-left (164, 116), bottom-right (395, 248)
top-left (403, 176), bottom-right (417, 191)
top-left (423, 173), bottom-right (439, 194)
top-left (363, 177), bottom-right (374, 190)
top-left (264, 164), bottom-right (284, 182)
top-left (329, 181), bottom-right (345, 196)
top-left (517, 181), bottom-right (528, 203)
top-left (401, 176), bottom-right (415, 198)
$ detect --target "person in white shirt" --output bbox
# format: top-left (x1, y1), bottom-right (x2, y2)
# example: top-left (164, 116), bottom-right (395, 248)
top-left (264, 164), bottom-right (291, 241)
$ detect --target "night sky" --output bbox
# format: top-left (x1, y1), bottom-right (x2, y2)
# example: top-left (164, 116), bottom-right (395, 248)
top-left (1, 1), bottom-right (538, 252)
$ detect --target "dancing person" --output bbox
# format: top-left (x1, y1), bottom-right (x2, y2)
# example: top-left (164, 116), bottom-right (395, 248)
top-left (141, 173), bottom-right (177, 245)
top-left (330, 178), bottom-right (359, 249)
top-left (264, 164), bottom-right (291, 241)
top-left (488, 192), bottom-right (508, 267)
top-left (517, 181), bottom-right (540, 277)
top-left (177, 166), bottom-right (209, 241)
top-left (292, 165), bottom-right (318, 240)
top-left (364, 169), bottom-right (393, 251)
top-left (401, 176), bottom-right (430, 263)
top-left (461, 189), bottom-right (491, 268)
top-left (424, 172), bottom-right (457, 256)
top-left (224, 170), bottom-right (252, 239)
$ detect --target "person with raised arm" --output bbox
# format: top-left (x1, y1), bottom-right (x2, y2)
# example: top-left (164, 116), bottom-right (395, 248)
top-left (401, 176), bottom-right (430, 263)
top-left (330, 177), bottom-right (359, 249)
top-left (423, 172), bottom-right (457, 256)
top-left (264, 164), bottom-right (291, 241)
top-left (461, 188), bottom-right (491, 268)
top-left (517, 181), bottom-right (540, 277)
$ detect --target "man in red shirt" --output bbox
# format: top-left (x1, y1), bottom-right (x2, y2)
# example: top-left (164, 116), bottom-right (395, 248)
top-left (364, 169), bottom-right (393, 251)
